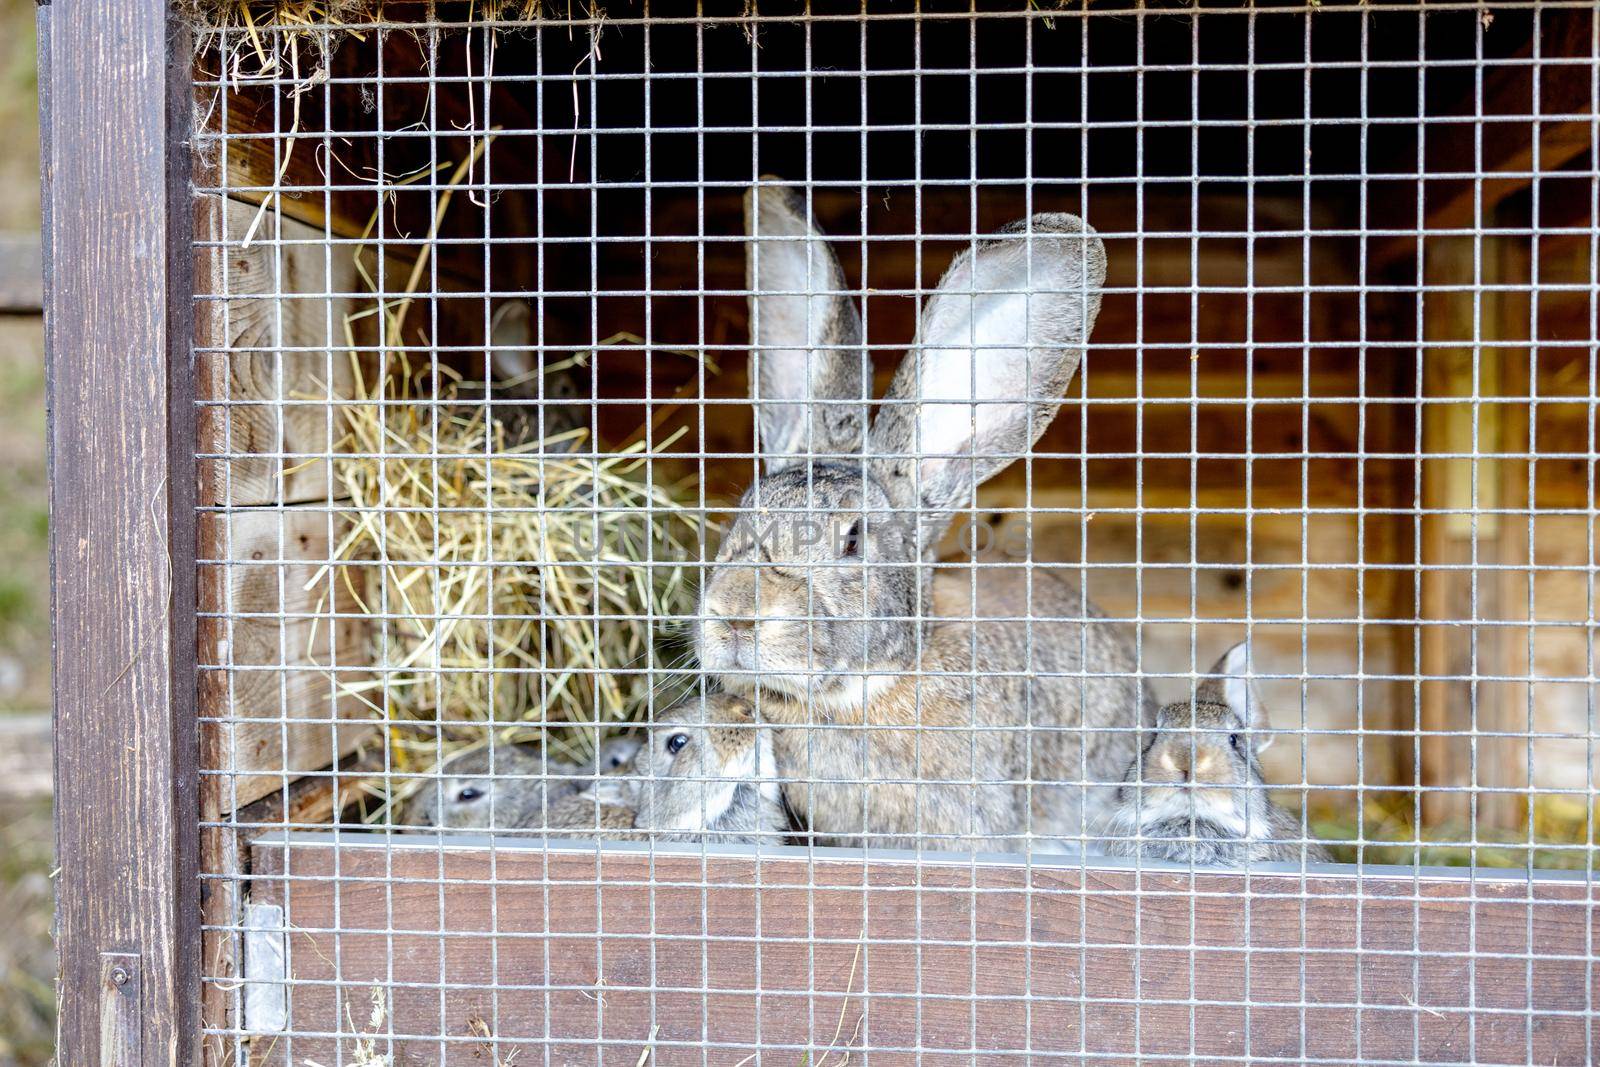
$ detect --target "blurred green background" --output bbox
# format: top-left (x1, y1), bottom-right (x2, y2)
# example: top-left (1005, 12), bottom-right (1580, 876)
top-left (0, 1), bottom-right (53, 1064)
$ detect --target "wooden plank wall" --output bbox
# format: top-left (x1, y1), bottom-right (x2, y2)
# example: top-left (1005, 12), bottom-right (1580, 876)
top-left (249, 838), bottom-right (1598, 1067)
top-left (195, 197), bottom-right (376, 815)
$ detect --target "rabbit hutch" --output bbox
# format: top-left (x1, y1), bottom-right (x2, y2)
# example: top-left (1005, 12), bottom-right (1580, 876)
top-left (42, 0), bottom-right (1599, 1064)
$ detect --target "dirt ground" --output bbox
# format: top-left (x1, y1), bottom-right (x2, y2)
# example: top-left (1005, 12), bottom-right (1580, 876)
top-left (0, 0), bottom-right (52, 1063)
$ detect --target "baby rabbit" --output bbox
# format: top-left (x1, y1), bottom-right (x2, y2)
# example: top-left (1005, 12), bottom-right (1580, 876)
top-left (694, 181), bottom-right (1154, 851)
top-left (451, 300), bottom-right (586, 451)
top-left (405, 735), bottom-right (640, 831)
top-left (1100, 642), bottom-right (1331, 866)
top-left (630, 690), bottom-right (790, 845)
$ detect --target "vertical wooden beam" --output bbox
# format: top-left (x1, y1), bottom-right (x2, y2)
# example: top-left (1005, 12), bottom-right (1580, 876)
top-left (1483, 236), bottom-right (1534, 832)
top-left (43, 2), bottom-right (200, 1066)
top-left (1420, 237), bottom-right (1477, 826)
top-left (1419, 232), bottom-right (1533, 831)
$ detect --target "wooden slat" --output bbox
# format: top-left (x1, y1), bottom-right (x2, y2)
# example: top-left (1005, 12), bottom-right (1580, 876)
top-left (198, 506), bottom-right (374, 813)
top-left (250, 838), bottom-right (1597, 1066)
top-left (43, 2), bottom-right (201, 1065)
top-left (196, 196), bottom-right (365, 508)
top-left (1417, 233), bottom-right (1543, 826)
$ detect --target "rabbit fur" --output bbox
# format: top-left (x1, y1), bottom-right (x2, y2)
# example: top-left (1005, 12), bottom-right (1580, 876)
top-left (695, 181), bottom-right (1156, 852)
top-left (630, 690), bottom-right (790, 845)
top-left (405, 735), bottom-right (640, 831)
top-left (450, 300), bottom-right (587, 451)
top-left (1100, 642), bottom-right (1332, 866)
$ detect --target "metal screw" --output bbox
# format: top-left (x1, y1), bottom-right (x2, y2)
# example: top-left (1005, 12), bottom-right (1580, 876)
top-left (110, 966), bottom-right (130, 988)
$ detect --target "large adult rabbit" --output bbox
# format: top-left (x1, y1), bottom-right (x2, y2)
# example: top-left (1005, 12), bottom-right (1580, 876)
top-left (694, 182), bottom-right (1155, 852)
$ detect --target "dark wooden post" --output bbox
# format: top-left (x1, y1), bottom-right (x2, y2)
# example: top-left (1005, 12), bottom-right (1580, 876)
top-left (42, 1), bottom-right (200, 1065)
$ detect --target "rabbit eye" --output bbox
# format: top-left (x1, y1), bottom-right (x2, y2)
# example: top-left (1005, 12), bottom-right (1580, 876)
top-left (666, 733), bottom-right (690, 756)
top-left (841, 519), bottom-right (863, 558)
top-left (1229, 733), bottom-right (1243, 753)
top-left (456, 787), bottom-right (484, 803)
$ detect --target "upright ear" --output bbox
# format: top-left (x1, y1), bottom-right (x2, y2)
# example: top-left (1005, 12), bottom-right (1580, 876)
top-left (1198, 641), bottom-right (1272, 753)
top-left (746, 181), bottom-right (870, 475)
top-left (488, 300), bottom-right (536, 388)
top-left (867, 214), bottom-right (1105, 549)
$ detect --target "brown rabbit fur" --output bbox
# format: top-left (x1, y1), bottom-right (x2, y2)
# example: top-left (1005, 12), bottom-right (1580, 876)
top-left (695, 181), bottom-right (1155, 852)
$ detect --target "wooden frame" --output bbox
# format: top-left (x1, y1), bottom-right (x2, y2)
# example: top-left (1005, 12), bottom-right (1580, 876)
top-left (250, 835), bottom-right (1596, 1065)
top-left (42, 1), bottom-right (201, 1064)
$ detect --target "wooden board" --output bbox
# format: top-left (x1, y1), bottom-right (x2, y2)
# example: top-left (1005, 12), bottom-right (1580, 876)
top-left (196, 196), bottom-right (365, 507)
top-left (248, 837), bottom-right (1597, 1067)
top-left (43, 4), bottom-right (202, 1065)
top-left (199, 506), bottom-right (374, 813)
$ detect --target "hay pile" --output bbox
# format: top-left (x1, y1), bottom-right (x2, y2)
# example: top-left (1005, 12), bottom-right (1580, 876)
top-left (314, 352), bottom-right (704, 775)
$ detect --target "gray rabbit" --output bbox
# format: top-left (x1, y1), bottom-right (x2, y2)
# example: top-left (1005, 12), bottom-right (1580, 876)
top-left (1100, 642), bottom-right (1331, 866)
top-left (694, 181), bottom-right (1156, 852)
top-left (451, 300), bottom-right (587, 451)
top-left (629, 690), bottom-right (790, 845)
top-left (405, 735), bottom-right (640, 831)
top-left (404, 694), bottom-right (789, 846)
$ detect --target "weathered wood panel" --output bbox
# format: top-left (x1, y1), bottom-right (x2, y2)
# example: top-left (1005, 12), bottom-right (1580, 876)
top-left (196, 196), bottom-right (365, 508)
top-left (43, 2), bottom-right (200, 1065)
top-left (198, 506), bottom-right (374, 812)
top-left (248, 838), bottom-right (1597, 1066)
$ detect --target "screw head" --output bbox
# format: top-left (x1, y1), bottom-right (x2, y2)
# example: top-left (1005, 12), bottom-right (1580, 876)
top-left (110, 966), bottom-right (130, 988)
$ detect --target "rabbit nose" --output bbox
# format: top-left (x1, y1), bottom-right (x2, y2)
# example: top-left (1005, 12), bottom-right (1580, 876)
top-left (1156, 746), bottom-right (1193, 782)
top-left (725, 616), bottom-right (756, 634)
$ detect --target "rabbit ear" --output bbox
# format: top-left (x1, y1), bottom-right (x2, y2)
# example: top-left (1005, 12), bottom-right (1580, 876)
top-left (1200, 641), bottom-right (1271, 752)
top-left (488, 300), bottom-right (537, 388)
top-left (746, 182), bottom-right (870, 475)
top-left (868, 214), bottom-right (1105, 547)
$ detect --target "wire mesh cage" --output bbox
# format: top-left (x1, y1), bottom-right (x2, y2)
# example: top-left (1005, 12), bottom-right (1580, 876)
top-left (173, 1), bottom-right (1600, 1063)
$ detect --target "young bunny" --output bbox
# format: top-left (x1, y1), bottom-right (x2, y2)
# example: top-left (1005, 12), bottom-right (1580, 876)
top-left (630, 690), bottom-right (790, 845)
top-left (452, 300), bottom-right (586, 451)
top-left (539, 778), bottom-right (646, 838)
top-left (1100, 642), bottom-right (1331, 866)
top-left (405, 735), bottom-right (641, 831)
top-left (694, 181), bottom-right (1155, 852)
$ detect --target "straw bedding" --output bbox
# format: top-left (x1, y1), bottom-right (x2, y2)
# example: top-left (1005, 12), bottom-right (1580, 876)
top-left (311, 351), bottom-right (705, 789)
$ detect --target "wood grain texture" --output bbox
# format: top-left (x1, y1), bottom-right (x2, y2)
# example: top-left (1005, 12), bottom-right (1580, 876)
top-left (198, 506), bottom-right (374, 812)
top-left (249, 839), bottom-right (1597, 1066)
top-left (44, 3), bottom-right (200, 1065)
top-left (196, 197), bottom-right (364, 508)
top-left (99, 955), bottom-right (143, 1067)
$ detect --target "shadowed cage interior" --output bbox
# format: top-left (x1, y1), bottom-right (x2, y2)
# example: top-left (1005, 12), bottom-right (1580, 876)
top-left (186, 3), bottom-right (1597, 1064)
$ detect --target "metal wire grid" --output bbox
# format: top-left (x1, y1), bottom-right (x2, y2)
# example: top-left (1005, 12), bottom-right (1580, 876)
top-left (188, 4), bottom-right (1598, 1064)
